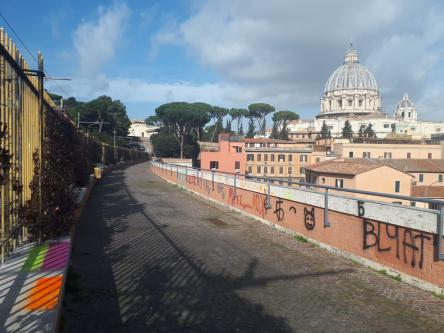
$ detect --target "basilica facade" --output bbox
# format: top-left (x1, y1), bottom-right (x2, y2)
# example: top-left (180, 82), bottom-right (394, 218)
top-left (288, 46), bottom-right (443, 139)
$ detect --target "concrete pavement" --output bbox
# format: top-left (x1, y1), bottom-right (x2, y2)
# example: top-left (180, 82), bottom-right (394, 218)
top-left (61, 163), bottom-right (444, 332)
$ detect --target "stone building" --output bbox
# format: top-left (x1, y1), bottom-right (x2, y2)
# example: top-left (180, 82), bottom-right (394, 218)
top-left (288, 45), bottom-right (443, 139)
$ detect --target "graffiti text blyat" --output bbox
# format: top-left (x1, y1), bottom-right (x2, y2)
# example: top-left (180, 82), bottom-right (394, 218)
top-left (363, 219), bottom-right (432, 269)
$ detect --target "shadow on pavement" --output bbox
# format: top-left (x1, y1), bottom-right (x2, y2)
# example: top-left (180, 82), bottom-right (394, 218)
top-left (62, 167), bottom-right (352, 332)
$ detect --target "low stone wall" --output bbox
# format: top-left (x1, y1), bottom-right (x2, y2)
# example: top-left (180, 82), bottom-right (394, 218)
top-left (151, 162), bottom-right (444, 294)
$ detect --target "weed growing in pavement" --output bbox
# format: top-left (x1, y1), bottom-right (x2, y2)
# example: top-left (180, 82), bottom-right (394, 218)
top-left (294, 235), bottom-right (308, 243)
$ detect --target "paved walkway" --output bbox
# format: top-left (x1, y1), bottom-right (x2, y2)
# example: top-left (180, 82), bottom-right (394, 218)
top-left (62, 163), bottom-right (444, 332)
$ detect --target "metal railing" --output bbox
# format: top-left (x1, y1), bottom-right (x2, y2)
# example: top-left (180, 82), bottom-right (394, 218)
top-left (152, 161), bottom-right (444, 260)
top-left (0, 28), bottom-right (149, 262)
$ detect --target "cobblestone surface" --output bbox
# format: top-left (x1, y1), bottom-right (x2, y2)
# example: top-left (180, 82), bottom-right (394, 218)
top-left (62, 163), bottom-right (444, 332)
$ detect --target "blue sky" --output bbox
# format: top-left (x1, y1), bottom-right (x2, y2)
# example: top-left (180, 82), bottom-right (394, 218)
top-left (1, 1), bottom-right (444, 121)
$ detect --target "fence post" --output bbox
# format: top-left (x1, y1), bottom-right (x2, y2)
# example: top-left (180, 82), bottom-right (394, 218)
top-left (265, 178), bottom-right (272, 209)
top-left (176, 165), bottom-right (179, 179)
top-left (438, 205), bottom-right (444, 260)
top-left (234, 173), bottom-right (237, 198)
top-left (324, 188), bottom-right (330, 228)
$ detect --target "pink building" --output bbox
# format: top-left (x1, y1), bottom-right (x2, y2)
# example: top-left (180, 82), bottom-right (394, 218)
top-left (199, 134), bottom-right (246, 174)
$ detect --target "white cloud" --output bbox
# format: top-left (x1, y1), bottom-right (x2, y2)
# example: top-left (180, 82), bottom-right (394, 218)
top-left (150, 0), bottom-right (444, 120)
top-left (73, 2), bottom-right (129, 76)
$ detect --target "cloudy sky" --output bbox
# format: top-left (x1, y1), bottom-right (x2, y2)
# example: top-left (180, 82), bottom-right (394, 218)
top-left (1, 0), bottom-right (444, 121)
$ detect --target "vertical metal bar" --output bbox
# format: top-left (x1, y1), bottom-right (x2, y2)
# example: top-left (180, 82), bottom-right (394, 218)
top-left (176, 165), bottom-right (179, 179)
top-left (234, 173), bottom-right (237, 197)
top-left (324, 188), bottom-right (330, 228)
top-left (265, 178), bottom-right (272, 209)
top-left (438, 205), bottom-right (444, 260)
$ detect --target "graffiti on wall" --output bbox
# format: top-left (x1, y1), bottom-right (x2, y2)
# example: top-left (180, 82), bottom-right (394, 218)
top-left (363, 219), bottom-right (432, 269)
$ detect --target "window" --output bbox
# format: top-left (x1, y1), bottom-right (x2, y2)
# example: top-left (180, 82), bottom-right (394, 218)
top-left (439, 174), bottom-right (443, 182)
top-left (235, 161), bottom-right (240, 170)
top-left (210, 161), bottom-right (219, 170)
top-left (264, 154), bottom-right (268, 162)
top-left (411, 202), bottom-right (416, 207)
top-left (384, 123), bottom-right (390, 129)
top-left (316, 158), bottom-right (321, 163)
top-left (300, 155), bottom-right (308, 162)
top-left (248, 166), bottom-right (252, 174)
top-left (279, 167), bottom-right (284, 174)
top-left (395, 181), bottom-right (400, 193)
top-left (235, 146), bottom-right (242, 153)
top-left (300, 167), bottom-right (305, 175)
top-left (257, 166), bottom-right (261, 173)
top-left (338, 99), bottom-right (342, 108)
top-left (288, 154), bottom-right (293, 162)
top-left (278, 154), bottom-right (285, 162)
top-left (335, 179), bottom-right (344, 188)
top-left (407, 153), bottom-right (411, 159)
top-left (349, 151), bottom-right (354, 158)
top-left (363, 152), bottom-right (371, 158)
top-left (348, 99), bottom-right (352, 107)
top-left (270, 167), bottom-right (275, 174)
top-left (257, 154), bottom-right (262, 161)
top-left (247, 154), bottom-right (254, 161)
top-left (419, 174), bottom-right (424, 182)
top-left (288, 167), bottom-right (292, 174)
top-left (428, 153), bottom-right (432, 159)
top-left (358, 99), bottom-right (363, 107)
top-left (271, 154), bottom-right (275, 162)
top-left (384, 152), bottom-right (392, 159)
top-left (264, 166), bottom-right (268, 174)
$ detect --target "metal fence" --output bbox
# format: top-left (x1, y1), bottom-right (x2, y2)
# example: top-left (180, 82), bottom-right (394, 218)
top-left (0, 28), bottom-right (148, 262)
top-left (152, 161), bottom-right (444, 260)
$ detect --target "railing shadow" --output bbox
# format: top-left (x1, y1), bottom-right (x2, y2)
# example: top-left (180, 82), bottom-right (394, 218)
top-left (63, 166), bottom-right (353, 332)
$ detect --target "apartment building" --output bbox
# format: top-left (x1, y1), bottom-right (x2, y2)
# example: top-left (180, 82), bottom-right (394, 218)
top-left (245, 138), bottom-right (322, 182)
top-left (333, 142), bottom-right (443, 159)
top-left (305, 159), bottom-right (413, 203)
top-left (198, 134), bottom-right (245, 174)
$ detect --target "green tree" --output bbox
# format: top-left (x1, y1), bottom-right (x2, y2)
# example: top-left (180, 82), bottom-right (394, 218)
top-left (320, 121), bottom-right (332, 139)
top-left (150, 131), bottom-right (180, 157)
top-left (239, 123), bottom-right (244, 136)
top-left (209, 106), bottom-right (229, 142)
top-left (230, 108), bottom-right (249, 134)
top-left (260, 118), bottom-right (266, 136)
top-left (64, 95), bottom-right (131, 138)
top-left (225, 119), bottom-right (232, 132)
top-left (145, 115), bottom-right (163, 127)
top-left (270, 121), bottom-right (279, 139)
top-left (358, 124), bottom-right (366, 137)
top-left (154, 102), bottom-right (210, 158)
top-left (272, 111), bottom-right (299, 140)
top-left (248, 103), bottom-right (275, 135)
top-left (246, 117), bottom-right (255, 138)
top-left (342, 120), bottom-right (353, 139)
top-left (365, 123), bottom-right (376, 138)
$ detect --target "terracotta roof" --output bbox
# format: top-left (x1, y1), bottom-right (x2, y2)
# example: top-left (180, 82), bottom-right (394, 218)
top-left (244, 138), bottom-right (293, 144)
top-left (304, 159), bottom-right (411, 176)
top-left (411, 186), bottom-right (444, 198)
top-left (380, 159), bottom-right (444, 173)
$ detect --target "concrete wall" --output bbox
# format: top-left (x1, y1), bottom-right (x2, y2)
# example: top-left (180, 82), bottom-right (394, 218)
top-left (152, 162), bottom-right (444, 293)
